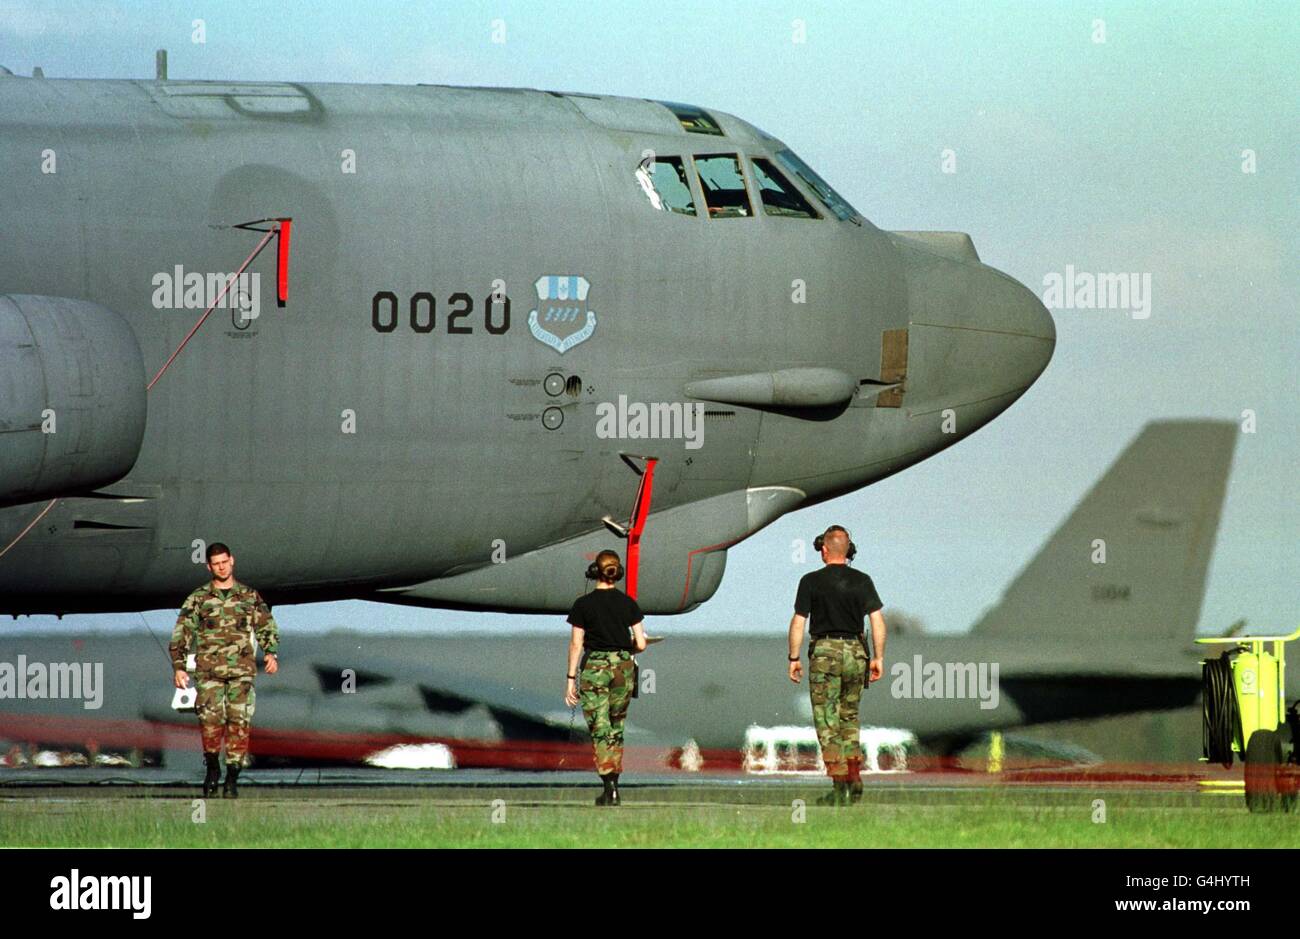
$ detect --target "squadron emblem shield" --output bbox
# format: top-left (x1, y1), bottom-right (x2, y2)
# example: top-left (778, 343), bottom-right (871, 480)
top-left (528, 275), bottom-right (596, 353)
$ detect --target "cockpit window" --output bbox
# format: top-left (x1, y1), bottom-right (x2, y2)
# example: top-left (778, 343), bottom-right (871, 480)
top-left (658, 101), bottom-right (725, 136)
top-left (774, 149), bottom-right (862, 224)
top-left (750, 157), bottom-right (820, 219)
top-left (693, 154), bottom-right (753, 218)
top-left (635, 156), bottom-right (697, 216)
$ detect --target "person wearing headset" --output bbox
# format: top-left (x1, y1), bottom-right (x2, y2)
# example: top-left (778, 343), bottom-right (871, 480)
top-left (564, 549), bottom-right (648, 806)
top-left (787, 525), bottom-right (886, 806)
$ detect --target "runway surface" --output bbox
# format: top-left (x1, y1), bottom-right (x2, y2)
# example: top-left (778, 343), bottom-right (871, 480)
top-left (0, 762), bottom-right (1239, 799)
top-left (4, 764), bottom-right (1282, 849)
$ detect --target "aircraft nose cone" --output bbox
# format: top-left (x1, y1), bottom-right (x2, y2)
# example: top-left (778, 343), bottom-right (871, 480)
top-left (977, 268), bottom-right (1056, 390)
top-left (901, 261), bottom-right (1055, 416)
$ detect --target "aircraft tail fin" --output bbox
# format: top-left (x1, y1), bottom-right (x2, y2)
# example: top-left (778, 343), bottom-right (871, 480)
top-left (969, 420), bottom-right (1236, 642)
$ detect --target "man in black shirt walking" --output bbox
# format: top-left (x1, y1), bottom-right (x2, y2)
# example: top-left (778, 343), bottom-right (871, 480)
top-left (788, 525), bottom-right (887, 805)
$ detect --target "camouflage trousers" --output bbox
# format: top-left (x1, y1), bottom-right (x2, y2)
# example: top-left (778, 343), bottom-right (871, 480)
top-left (809, 638), bottom-right (867, 778)
top-left (196, 677), bottom-right (256, 767)
top-left (580, 650), bottom-right (635, 776)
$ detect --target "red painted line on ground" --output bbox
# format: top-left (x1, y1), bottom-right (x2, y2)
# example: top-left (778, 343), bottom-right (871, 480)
top-left (2, 715), bottom-right (1248, 784)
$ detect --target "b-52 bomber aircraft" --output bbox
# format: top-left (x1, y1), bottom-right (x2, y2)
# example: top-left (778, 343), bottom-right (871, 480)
top-left (0, 71), bottom-right (1054, 616)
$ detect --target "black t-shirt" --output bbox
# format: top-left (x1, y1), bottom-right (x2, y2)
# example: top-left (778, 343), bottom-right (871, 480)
top-left (566, 588), bottom-right (643, 652)
top-left (794, 565), bottom-right (883, 637)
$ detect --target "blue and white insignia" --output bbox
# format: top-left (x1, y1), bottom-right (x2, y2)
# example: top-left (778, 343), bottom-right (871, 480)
top-left (528, 275), bottom-right (596, 354)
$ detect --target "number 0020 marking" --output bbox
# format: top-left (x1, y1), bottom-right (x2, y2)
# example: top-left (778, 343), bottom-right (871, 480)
top-left (371, 290), bottom-right (511, 335)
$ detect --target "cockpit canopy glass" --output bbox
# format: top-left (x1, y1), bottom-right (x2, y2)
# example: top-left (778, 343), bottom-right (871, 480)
top-left (636, 156), bottom-right (697, 215)
top-left (750, 157), bottom-right (820, 219)
top-left (693, 154), bottom-right (753, 218)
top-left (658, 101), bottom-right (725, 136)
top-left (774, 149), bottom-right (862, 224)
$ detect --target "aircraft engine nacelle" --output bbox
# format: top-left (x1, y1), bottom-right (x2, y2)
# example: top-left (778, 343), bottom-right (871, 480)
top-left (0, 294), bottom-right (146, 508)
top-left (381, 486), bottom-right (806, 615)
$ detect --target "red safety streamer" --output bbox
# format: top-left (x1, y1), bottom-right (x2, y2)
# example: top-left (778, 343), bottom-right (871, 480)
top-left (276, 217), bottom-right (292, 305)
top-left (3, 219), bottom-right (290, 563)
top-left (146, 225), bottom-right (278, 391)
top-left (624, 458), bottom-right (658, 600)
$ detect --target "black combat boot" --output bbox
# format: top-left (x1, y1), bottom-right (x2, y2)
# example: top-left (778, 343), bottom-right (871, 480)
top-left (816, 778), bottom-right (849, 807)
top-left (595, 773), bottom-right (618, 806)
top-left (202, 753), bottom-right (221, 799)
top-left (222, 762), bottom-right (241, 799)
top-left (846, 758), bottom-right (864, 805)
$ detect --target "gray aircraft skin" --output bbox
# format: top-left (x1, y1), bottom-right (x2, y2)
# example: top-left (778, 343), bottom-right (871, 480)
top-left (0, 421), bottom-right (1258, 760)
top-left (0, 76), bottom-right (1054, 617)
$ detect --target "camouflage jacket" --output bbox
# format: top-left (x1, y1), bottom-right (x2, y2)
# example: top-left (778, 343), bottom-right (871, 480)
top-left (170, 580), bottom-right (279, 680)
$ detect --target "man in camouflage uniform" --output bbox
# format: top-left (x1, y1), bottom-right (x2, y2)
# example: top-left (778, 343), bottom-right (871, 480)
top-left (787, 526), bottom-right (887, 806)
top-left (170, 542), bottom-right (279, 798)
top-left (807, 640), bottom-right (868, 793)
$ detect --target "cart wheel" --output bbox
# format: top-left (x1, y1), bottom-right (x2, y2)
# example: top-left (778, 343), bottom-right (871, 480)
top-left (1244, 729), bottom-right (1282, 813)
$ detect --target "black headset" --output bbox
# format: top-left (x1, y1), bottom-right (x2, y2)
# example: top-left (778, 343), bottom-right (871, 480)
top-left (813, 525), bottom-right (857, 562)
top-left (585, 552), bottom-right (625, 583)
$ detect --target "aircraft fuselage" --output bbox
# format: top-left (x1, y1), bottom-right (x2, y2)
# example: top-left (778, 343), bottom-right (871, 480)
top-left (0, 79), bottom-right (1054, 614)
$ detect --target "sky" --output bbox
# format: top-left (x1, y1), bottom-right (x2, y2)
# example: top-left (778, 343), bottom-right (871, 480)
top-left (2, 0), bottom-right (1296, 641)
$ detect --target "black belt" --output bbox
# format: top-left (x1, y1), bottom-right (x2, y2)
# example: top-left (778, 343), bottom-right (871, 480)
top-left (809, 633), bottom-right (871, 692)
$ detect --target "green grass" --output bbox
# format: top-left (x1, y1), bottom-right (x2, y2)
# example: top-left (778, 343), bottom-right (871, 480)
top-left (3, 786), bottom-right (1298, 848)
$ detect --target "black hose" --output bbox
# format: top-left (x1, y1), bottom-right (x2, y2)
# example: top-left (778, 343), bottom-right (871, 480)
top-left (1203, 652), bottom-right (1239, 768)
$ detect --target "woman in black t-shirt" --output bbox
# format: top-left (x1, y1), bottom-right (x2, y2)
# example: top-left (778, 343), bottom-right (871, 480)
top-left (564, 549), bottom-right (647, 806)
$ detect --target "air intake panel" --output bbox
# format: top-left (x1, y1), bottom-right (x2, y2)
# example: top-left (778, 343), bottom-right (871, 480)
top-left (0, 294), bottom-right (146, 507)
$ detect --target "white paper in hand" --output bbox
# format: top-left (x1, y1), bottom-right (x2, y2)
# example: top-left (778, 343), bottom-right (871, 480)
top-left (172, 686), bottom-right (197, 712)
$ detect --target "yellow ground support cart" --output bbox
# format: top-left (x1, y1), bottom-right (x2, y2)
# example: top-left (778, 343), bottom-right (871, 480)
top-left (1198, 626), bottom-right (1300, 813)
